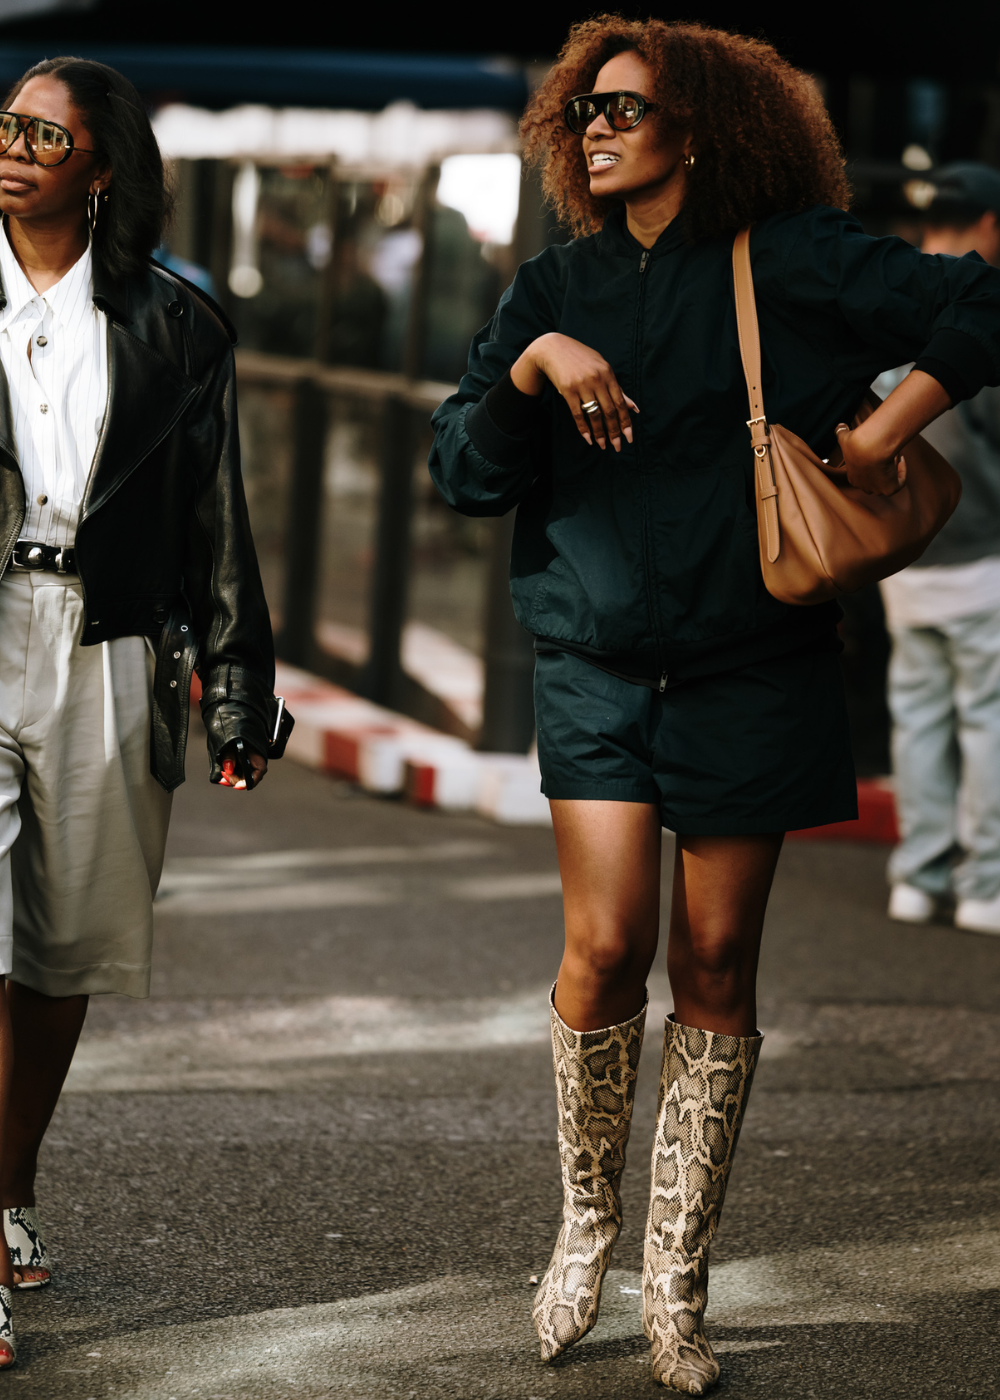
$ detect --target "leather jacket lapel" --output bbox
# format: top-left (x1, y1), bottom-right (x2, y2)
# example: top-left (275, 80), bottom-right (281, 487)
top-left (82, 314), bottom-right (199, 520)
top-left (0, 361), bottom-right (24, 571)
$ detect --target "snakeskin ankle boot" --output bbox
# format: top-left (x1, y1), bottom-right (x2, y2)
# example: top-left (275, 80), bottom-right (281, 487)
top-left (532, 985), bottom-right (646, 1361)
top-left (643, 1017), bottom-right (762, 1394)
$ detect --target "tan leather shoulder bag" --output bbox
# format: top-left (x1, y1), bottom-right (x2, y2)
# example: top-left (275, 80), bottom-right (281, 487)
top-left (732, 227), bottom-right (962, 605)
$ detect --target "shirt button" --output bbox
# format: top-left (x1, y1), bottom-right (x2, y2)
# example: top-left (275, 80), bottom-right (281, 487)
top-left (36, 493), bottom-right (47, 505)
top-left (36, 335), bottom-right (47, 347)
top-left (39, 404), bottom-right (48, 414)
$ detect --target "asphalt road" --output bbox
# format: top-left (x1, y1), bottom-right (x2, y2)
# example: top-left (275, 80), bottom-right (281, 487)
top-left (9, 746), bottom-right (1000, 1398)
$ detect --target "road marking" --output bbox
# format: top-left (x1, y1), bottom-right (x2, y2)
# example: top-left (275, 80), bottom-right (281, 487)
top-left (153, 866), bottom-right (563, 916)
top-left (155, 879), bottom-right (395, 915)
top-left (158, 840), bottom-right (502, 890)
top-left (66, 987), bottom-right (566, 1092)
top-left (447, 871), bottom-right (563, 901)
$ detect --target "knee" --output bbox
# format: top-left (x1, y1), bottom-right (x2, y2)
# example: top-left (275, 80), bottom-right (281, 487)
top-left (668, 927), bottom-right (746, 986)
top-left (565, 924), bottom-right (648, 990)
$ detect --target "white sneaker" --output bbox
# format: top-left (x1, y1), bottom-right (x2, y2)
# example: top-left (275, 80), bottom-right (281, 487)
top-left (887, 883), bottom-right (936, 923)
top-left (954, 893), bottom-right (1000, 936)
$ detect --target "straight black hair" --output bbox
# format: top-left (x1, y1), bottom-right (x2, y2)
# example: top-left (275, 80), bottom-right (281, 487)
top-left (4, 56), bottom-right (173, 279)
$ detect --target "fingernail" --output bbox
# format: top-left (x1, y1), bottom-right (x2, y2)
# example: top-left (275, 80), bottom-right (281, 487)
top-left (612, 437), bottom-right (621, 452)
top-left (624, 427), bottom-right (633, 443)
top-left (584, 432), bottom-right (592, 446)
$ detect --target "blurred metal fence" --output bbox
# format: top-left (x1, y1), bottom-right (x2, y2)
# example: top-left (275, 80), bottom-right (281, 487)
top-left (236, 351), bottom-right (537, 752)
top-left (222, 158), bottom-right (562, 754)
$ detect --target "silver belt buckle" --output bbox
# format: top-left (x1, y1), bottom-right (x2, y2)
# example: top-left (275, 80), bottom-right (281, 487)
top-left (10, 543), bottom-right (45, 572)
top-left (54, 547), bottom-right (71, 575)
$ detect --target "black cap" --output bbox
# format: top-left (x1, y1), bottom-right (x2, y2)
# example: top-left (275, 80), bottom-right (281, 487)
top-left (927, 162), bottom-right (1000, 221)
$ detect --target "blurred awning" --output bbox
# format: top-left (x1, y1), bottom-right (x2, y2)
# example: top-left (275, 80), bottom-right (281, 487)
top-left (0, 43), bottom-right (529, 111)
top-left (152, 102), bottom-right (519, 168)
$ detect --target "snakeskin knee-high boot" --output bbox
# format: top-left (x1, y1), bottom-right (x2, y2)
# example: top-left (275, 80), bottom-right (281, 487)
top-left (532, 985), bottom-right (646, 1361)
top-left (643, 1017), bottom-right (762, 1394)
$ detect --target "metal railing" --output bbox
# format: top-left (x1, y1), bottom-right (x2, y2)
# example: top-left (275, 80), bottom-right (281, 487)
top-left (235, 349), bottom-right (537, 751)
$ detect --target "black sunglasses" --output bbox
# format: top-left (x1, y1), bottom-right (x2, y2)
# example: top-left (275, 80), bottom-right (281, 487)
top-left (0, 111), bottom-right (96, 168)
top-left (564, 90), bottom-right (656, 135)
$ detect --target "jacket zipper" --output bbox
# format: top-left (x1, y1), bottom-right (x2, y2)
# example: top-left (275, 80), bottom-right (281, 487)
top-left (634, 247), bottom-right (665, 688)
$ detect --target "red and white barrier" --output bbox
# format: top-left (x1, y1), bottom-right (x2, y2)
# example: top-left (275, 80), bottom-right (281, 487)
top-left (267, 664), bottom-right (550, 824)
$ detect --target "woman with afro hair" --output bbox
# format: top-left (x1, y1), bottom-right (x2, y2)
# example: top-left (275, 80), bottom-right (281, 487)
top-left (430, 16), bottom-right (1000, 1392)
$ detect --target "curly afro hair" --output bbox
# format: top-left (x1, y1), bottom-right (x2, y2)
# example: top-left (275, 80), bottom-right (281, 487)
top-left (520, 15), bottom-right (850, 241)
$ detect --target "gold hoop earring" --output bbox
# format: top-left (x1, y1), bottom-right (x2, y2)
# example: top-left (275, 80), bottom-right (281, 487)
top-left (683, 152), bottom-right (696, 169)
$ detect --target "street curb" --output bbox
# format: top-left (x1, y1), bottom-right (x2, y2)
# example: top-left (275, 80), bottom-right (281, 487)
top-left (193, 667), bottom-right (898, 839)
top-left (194, 663), bottom-right (551, 825)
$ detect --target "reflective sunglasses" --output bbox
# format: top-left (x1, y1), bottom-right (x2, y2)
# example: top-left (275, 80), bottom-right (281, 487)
top-left (564, 90), bottom-right (656, 135)
top-left (0, 111), bottom-right (95, 167)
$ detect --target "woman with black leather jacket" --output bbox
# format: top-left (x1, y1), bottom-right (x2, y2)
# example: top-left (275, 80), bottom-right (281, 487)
top-left (0, 57), bottom-right (277, 1357)
top-left (430, 16), bottom-right (1000, 1394)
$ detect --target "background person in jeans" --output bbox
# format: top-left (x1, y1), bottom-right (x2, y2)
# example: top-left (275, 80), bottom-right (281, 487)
top-left (881, 164), bottom-right (1000, 934)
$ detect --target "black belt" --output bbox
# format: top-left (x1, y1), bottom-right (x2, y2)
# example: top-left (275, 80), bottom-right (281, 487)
top-left (9, 540), bottom-right (77, 574)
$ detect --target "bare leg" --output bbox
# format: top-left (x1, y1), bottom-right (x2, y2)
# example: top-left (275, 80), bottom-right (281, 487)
top-left (551, 800), bottom-right (662, 1031)
top-left (666, 833), bottom-right (784, 1036)
top-left (2, 983), bottom-right (88, 1210)
top-left (551, 802), bottom-right (783, 1034)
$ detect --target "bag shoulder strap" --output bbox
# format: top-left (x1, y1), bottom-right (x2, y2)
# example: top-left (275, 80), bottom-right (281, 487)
top-left (732, 228), bottom-right (768, 452)
top-left (732, 227), bottom-right (780, 563)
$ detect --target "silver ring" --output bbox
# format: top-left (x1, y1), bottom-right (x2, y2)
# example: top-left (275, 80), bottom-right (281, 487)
top-left (580, 400), bottom-right (601, 414)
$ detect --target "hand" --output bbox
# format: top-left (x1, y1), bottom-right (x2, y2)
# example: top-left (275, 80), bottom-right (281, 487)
top-left (217, 743), bottom-right (268, 789)
top-left (834, 422), bottom-right (907, 496)
top-left (510, 332), bottom-right (638, 453)
top-left (834, 368), bottom-right (951, 497)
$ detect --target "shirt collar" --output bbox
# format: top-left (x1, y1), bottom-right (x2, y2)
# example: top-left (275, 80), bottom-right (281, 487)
top-left (0, 222), bottom-right (94, 333)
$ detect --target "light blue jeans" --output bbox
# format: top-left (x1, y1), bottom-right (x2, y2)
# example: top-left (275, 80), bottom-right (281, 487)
top-left (887, 608), bottom-right (1000, 900)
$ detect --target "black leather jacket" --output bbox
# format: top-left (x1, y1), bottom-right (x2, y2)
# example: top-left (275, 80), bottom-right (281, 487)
top-left (0, 255), bottom-right (275, 791)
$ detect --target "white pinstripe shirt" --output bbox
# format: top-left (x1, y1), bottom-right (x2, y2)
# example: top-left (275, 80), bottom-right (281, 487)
top-left (0, 228), bottom-right (108, 548)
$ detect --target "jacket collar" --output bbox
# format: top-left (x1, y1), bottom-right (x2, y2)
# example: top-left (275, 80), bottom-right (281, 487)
top-left (90, 254), bottom-right (132, 325)
top-left (597, 201), bottom-right (689, 259)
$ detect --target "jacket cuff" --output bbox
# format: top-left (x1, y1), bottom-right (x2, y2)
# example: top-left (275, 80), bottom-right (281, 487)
top-left (199, 664), bottom-right (272, 782)
top-left (466, 384), bottom-right (539, 470)
top-left (914, 327), bottom-right (993, 402)
top-left (485, 370), bottom-right (543, 436)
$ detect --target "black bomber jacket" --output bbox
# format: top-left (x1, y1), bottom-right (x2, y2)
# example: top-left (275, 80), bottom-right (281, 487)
top-left (0, 254), bottom-right (275, 791)
top-left (430, 205), bottom-right (1000, 688)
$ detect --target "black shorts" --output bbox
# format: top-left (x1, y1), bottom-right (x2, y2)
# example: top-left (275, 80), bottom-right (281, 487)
top-left (534, 645), bottom-right (857, 835)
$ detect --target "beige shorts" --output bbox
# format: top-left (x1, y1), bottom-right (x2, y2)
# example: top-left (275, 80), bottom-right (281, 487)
top-left (0, 571), bottom-right (172, 997)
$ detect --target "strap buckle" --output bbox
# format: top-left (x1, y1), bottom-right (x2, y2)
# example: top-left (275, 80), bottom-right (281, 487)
top-left (746, 414), bottom-right (770, 456)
